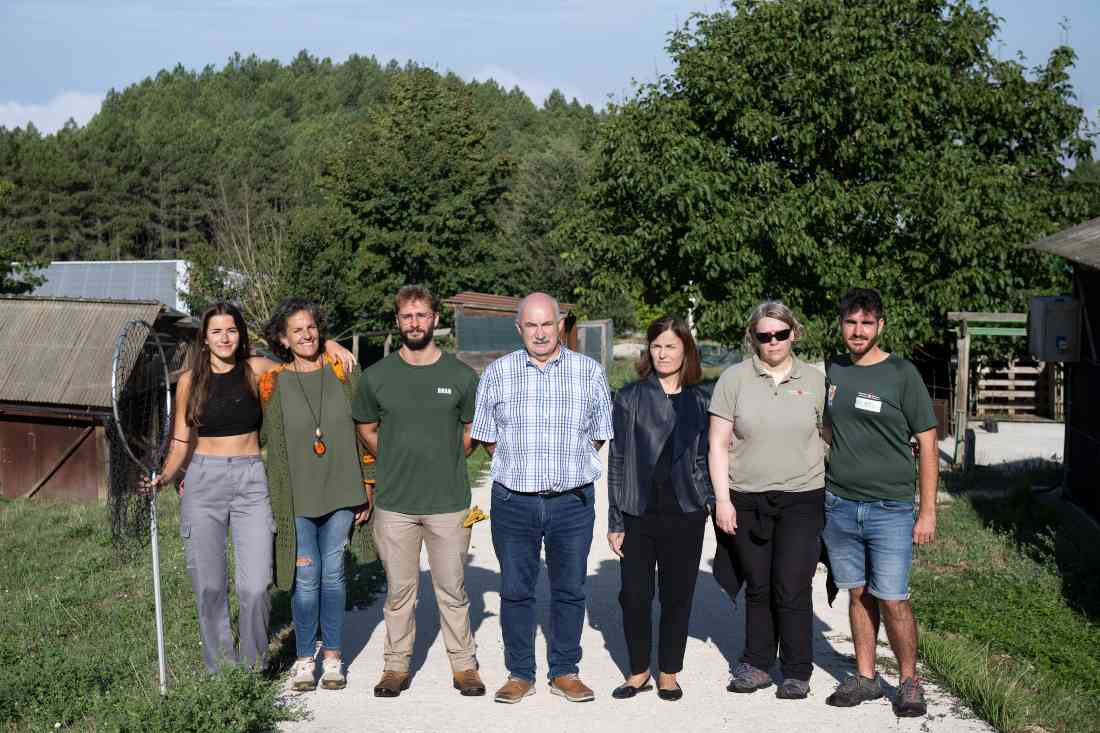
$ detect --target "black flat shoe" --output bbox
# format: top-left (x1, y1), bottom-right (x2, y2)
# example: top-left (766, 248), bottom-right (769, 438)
top-left (657, 683), bottom-right (683, 701)
top-left (612, 678), bottom-right (653, 699)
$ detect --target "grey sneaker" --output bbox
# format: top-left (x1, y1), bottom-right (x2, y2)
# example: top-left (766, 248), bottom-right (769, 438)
top-left (895, 676), bottom-right (927, 717)
top-left (727, 662), bottom-right (773, 693)
top-left (775, 678), bottom-right (810, 700)
top-left (320, 656), bottom-right (346, 690)
top-left (825, 674), bottom-right (883, 707)
top-left (290, 658), bottom-right (317, 691)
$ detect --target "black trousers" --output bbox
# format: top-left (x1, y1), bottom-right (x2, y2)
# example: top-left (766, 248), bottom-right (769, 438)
top-left (732, 488), bottom-right (824, 681)
top-left (619, 510), bottom-right (707, 674)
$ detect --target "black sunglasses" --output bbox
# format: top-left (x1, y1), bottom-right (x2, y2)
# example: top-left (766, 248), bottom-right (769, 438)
top-left (754, 328), bottom-right (792, 344)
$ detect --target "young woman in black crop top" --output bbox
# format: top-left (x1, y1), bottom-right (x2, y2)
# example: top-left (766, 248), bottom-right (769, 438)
top-left (146, 301), bottom-right (355, 673)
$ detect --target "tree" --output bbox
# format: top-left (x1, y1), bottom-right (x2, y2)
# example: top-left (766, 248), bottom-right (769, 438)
top-left (562, 0), bottom-right (1092, 356)
top-left (321, 68), bottom-right (511, 328)
top-left (0, 179), bottom-right (45, 294)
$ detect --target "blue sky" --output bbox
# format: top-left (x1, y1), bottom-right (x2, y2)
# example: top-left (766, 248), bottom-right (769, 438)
top-left (1, 0), bottom-right (1097, 141)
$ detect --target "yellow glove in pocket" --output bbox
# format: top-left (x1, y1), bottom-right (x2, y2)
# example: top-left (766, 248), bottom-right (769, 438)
top-left (462, 505), bottom-right (488, 528)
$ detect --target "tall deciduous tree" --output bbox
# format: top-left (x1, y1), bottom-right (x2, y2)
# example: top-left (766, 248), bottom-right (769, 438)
top-left (322, 68), bottom-right (511, 328)
top-left (562, 0), bottom-right (1092, 355)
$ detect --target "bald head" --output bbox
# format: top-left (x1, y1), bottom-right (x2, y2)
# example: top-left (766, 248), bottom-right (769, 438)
top-left (516, 292), bottom-right (563, 364)
top-left (516, 292), bottom-right (561, 323)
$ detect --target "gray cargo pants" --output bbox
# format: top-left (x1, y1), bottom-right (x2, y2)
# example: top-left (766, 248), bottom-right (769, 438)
top-left (180, 454), bottom-right (274, 672)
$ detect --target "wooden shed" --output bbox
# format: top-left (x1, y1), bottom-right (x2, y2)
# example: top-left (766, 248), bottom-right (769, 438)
top-left (0, 297), bottom-right (192, 501)
top-left (442, 292), bottom-right (579, 372)
top-left (1027, 217), bottom-right (1100, 519)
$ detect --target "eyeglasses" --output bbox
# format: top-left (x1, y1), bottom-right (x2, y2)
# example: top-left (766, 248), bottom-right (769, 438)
top-left (754, 328), bottom-right (792, 344)
top-left (397, 312), bottom-right (434, 324)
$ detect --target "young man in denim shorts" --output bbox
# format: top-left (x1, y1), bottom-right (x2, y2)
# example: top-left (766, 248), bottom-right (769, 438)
top-left (821, 288), bottom-right (939, 717)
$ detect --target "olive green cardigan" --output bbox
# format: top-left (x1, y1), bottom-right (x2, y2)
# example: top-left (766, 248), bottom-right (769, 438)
top-left (259, 355), bottom-right (377, 592)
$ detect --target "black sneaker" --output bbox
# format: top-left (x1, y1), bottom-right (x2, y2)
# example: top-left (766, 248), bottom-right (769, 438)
top-left (894, 676), bottom-right (927, 717)
top-left (825, 674), bottom-right (883, 707)
top-left (775, 678), bottom-right (810, 700)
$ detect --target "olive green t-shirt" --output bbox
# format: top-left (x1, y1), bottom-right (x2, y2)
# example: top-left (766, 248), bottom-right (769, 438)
top-left (709, 355), bottom-right (827, 493)
top-left (281, 365), bottom-right (367, 518)
top-left (824, 354), bottom-right (937, 502)
top-left (351, 352), bottom-right (479, 515)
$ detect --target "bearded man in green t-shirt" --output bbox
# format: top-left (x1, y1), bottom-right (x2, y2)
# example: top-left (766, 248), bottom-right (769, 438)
top-left (821, 288), bottom-right (938, 717)
top-left (352, 285), bottom-right (485, 699)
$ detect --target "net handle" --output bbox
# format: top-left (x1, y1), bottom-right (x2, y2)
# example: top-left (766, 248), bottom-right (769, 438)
top-left (110, 319), bottom-right (173, 476)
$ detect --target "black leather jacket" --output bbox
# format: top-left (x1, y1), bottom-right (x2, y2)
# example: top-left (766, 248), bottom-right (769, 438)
top-left (607, 374), bottom-right (715, 533)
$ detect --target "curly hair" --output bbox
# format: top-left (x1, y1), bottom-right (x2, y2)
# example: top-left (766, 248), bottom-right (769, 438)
top-left (263, 297), bottom-right (328, 362)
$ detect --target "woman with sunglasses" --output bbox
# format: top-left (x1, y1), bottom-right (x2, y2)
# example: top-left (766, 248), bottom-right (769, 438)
top-left (707, 301), bottom-right (826, 700)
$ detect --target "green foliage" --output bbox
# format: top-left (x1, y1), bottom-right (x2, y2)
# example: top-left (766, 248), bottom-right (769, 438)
top-left (0, 179), bottom-right (44, 294)
top-left (562, 0), bottom-right (1092, 358)
top-left (321, 68), bottom-right (512, 329)
top-left (0, 54), bottom-right (599, 325)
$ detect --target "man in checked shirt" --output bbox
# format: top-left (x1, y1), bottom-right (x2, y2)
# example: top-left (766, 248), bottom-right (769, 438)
top-left (470, 292), bottom-right (614, 704)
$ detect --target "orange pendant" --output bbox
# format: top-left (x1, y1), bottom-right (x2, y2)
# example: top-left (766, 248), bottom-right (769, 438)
top-left (313, 439), bottom-right (327, 456)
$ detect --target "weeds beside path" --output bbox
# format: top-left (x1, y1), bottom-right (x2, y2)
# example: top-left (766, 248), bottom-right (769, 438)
top-left (911, 464), bottom-right (1100, 733)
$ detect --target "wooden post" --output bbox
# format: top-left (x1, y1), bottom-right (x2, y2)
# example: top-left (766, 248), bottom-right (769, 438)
top-left (96, 425), bottom-right (109, 503)
top-left (955, 322), bottom-right (970, 465)
top-left (352, 331), bottom-right (360, 366)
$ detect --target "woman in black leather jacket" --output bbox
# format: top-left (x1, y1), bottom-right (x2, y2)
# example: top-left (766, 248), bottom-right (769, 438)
top-left (607, 315), bottom-right (713, 702)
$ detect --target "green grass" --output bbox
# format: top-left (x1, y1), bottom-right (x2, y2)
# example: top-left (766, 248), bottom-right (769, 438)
top-left (0, 449), bottom-right (488, 732)
top-left (910, 469), bottom-right (1100, 732)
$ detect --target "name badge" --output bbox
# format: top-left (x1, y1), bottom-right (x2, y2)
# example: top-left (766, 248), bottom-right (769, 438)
top-left (436, 387), bottom-right (453, 395)
top-left (854, 394), bottom-right (882, 413)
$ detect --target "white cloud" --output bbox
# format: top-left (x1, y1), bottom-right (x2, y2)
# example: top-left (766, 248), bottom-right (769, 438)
top-left (0, 91), bottom-right (104, 134)
top-left (470, 64), bottom-right (591, 108)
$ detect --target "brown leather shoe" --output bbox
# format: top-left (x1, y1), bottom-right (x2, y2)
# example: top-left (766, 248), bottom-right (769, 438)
top-left (494, 676), bottom-right (535, 704)
top-left (549, 673), bottom-right (595, 702)
top-left (453, 669), bottom-right (486, 697)
top-left (373, 670), bottom-right (410, 698)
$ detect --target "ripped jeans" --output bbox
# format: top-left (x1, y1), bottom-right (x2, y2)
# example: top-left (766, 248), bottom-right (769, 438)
top-left (292, 509), bottom-right (355, 658)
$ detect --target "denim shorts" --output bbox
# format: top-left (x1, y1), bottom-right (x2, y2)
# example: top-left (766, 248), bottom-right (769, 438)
top-left (821, 489), bottom-right (915, 601)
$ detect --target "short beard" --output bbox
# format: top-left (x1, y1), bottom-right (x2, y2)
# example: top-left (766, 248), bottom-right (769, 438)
top-left (401, 326), bottom-right (434, 351)
top-left (848, 332), bottom-right (880, 356)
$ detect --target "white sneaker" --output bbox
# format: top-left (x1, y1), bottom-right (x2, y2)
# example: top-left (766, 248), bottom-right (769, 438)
top-left (290, 658), bottom-right (317, 691)
top-left (320, 656), bottom-right (346, 690)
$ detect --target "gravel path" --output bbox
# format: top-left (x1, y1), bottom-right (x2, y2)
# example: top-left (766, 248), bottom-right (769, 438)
top-left (282, 449), bottom-right (991, 733)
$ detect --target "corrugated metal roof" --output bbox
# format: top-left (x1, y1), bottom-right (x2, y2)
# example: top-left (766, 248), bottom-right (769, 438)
top-left (31, 260), bottom-right (189, 312)
top-left (442, 291), bottom-right (577, 313)
top-left (1026, 216), bottom-right (1100, 271)
top-left (0, 297), bottom-right (163, 409)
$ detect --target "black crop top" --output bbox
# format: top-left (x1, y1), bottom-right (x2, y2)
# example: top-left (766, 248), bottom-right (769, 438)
top-left (196, 362), bottom-right (263, 438)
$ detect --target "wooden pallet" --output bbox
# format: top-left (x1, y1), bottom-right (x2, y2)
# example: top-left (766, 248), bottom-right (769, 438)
top-left (977, 362), bottom-right (1042, 417)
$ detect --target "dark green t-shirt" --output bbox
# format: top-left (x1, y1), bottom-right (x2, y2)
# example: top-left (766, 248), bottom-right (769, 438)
top-left (824, 354), bottom-right (937, 502)
top-left (351, 352), bottom-right (479, 515)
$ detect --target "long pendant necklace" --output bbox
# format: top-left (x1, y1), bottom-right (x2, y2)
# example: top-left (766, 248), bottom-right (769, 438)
top-left (291, 360), bottom-right (327, 456)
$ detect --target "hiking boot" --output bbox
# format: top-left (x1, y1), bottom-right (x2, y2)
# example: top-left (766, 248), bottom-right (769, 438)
top-left (289, 658), bottom-right (317, 691)
top-left (373, 670), bottom-right (411, 698)
top-left (727, 662), bottom-right (773, 693)
top-left (320, 656), bottom-right (346, 690)
top-left (775, 678), bottom-right (810, 699)
top-left (494, 676), bottom-right (535, 704)
top-left (549, 673), bottom-right (595, 702)
top-left (895, 676), bottom-right (927, 717)
top-left (825, 674), bottom-right (883, 707)
top-left (453, 669), bottom-right (487, 697)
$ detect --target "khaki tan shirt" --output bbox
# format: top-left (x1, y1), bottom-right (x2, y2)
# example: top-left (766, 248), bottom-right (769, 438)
top-left (709, 355), bottom-right (826, 493)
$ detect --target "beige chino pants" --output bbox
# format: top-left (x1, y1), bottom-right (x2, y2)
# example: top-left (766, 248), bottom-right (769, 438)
top-left (372, 507), bottom-right (476, 673)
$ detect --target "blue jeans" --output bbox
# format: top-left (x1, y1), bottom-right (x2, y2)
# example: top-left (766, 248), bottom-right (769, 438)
top-left (490, 482), bottom-right (595, 682)
top-left (292, 509), bottom-right (355, 658)
top-left (821, 490), bottom-right (915, 601)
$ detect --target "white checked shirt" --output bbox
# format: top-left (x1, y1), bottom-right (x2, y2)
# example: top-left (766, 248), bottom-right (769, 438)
top-left (470, 347), bottom-right (614, 494)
